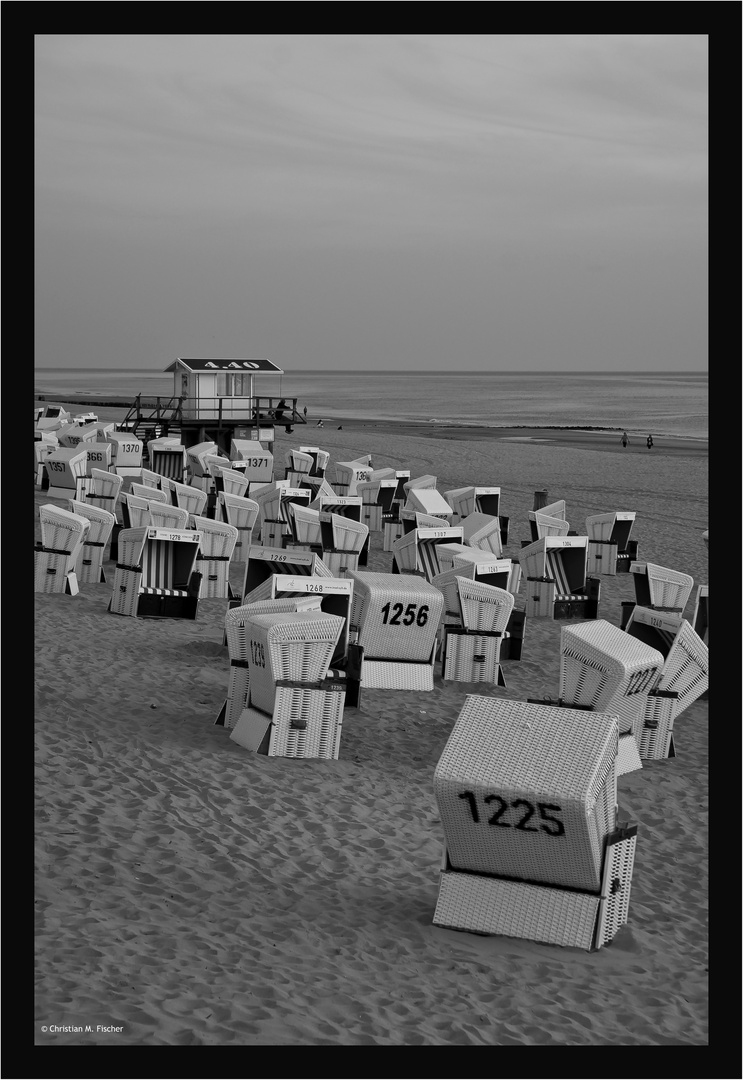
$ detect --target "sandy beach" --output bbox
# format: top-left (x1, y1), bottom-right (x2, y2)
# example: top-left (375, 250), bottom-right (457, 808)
top-left (34, 419), bottom-right (708, 1047)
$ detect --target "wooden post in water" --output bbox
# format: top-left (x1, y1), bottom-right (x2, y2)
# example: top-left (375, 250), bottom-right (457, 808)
top-left (533, 490), bottom-right (549, 511)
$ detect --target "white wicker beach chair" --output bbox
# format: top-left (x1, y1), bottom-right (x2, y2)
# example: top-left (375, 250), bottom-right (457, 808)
top-left (333, 457), bottom-right (373, 496)
top-left (288, 504), bottom-right (323, 548)
top-left (256, 485), bottom-right (311, 548)
top-left (241, 544), bottom-right (332, 606)
top-left (215, 492), bottom-right (260, 563)
top-left (213, 467), bottom-right (249, 498)
top-left (404, 487), bottom-right (456, 524)
top-left (130, 481), bottom-right (168, 504)
top-left (168, 479), bottom-right (209, 518)
top-left (108, 525), bottom-right (202, 618)
top-left (43, 446), bottom-right (90, 500)
top-left (67, 499), bottom-right (116, 584)
top-left (229, 611), bottom-right (348, 759)
top-left (623, 606), bottom-right (709, 759)
top-left (85, 468), bottom-right (123, 516)
top-left (627, 562), bottom-right (694, 614)
top-left (439, 578), bottom-right (515, 686)
top-left (318, 512), bottom-right (369, 577)
top-left (35, 504), bottom-right (90, 595)
top-left (185, 442), bottom-right (219, 488)
top-left (189, 515), bottom-right (239, 599)
top-left (433, 695), bottom-right (637, 950)
top-left (356, 475), bottom-right (398, 533)
top-left (284, 449), bottom-right (315, 487)
top-left (228, 440), bottom-right (275, 489)
top-left (217, 595), bottom-right (325, 728)
top-left (120, 493), bottom-right (152, 530)
top-left (692, 584), bottom-right (708, 645)
top-left (391, 525), bottom-right (465, 582)
top-left (518, 536), bottom-right (600, 619)
top-left (300, 475), bottom-right (338, 504)
top-left (585, 512), bottom-right (638, 575)
top-left (148, 440), bottom-right (186, 483)
top-left (459, 512), bottom-right (504, 558)
top-left (298, 446), bottom-right (330, 478)
top-left (346, 569), bottom-right (444, 691)
top-left (145, 501), bottom-right (190, 531)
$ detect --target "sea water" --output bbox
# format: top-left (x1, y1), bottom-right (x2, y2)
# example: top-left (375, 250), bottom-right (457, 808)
top-left (34, 369), bottom-right (707, 441)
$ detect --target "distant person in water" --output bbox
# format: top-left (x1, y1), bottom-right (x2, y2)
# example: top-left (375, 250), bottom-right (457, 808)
top-left (646, 435), bottom-right (654, 450)
top-left (621, 431), bottom-right (630, 448)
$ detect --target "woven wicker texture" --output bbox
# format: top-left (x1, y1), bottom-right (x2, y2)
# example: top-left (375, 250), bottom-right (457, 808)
top-left (89, 468), bottom-right (123, 502)
top-left (595, 833), bottom-right (637, 947)
top-left (268, 685), bottom-right (344, 759)
top-left (347, 570), bottom-right (444, 660)
top-left (434, 696), bottom-right (618, 891)
top-left (34, 550), bottom-right (79, 593)
top-left (122, 494), bottom-right (152, 529)
top-left (359, 659), bottom-right (435, 690)
top-left (383, 521), bottom-right (405, 551)
top-left (146, 503), bottom-right (190, 531)
top-left (637, 693), bottom-right (676, 759)
top-left (530, 511), bottom-right (570, 538)
top-left (460, 513), bottom-right (504, 557)
top-left (586, 511), bottom-right (635, 543)
top-left (334, 459), bottom-right (373, 495)
top-left (433, 870), bottom-right (599, 949)
top-left (456, 578), bottom-right (514, 633)
top-left (403, 474), bottom-right (438, 497)
top-left (443, 486), bottom-right (477, 519)
top-left (219, 468), bottom-right (250, 497)
top-left (392, 527), bottom-right (464, 578)
top-left (291, 504), bottom-right (323, 545)
top-left (441, 631), bottom-right (503, 683)
top-left (39, 504), bottom-right (91, 554)
top-left (616, 734), bottom-right (643, 775)
top-left (321, 552), bottom-right (361, 578)
top-left (285, 450), bottom-right (314, 475)
top-left (67, 500), bottom-right (115, 546)
top-left (190, 517), bottom-right (238, 559)
top-left (131, 482), bottom-right (167, 503)
top-left (587, 541), bottom-right (619, 576)
top-left (68, 500), bottom-right (115, 583)
top-left (692, 585), bottom-right (708, 645)
top-left (245, 610), bottom-right (345, 714)
top-left (320, 513), bottom-right (368, 553)
top-left (632, 562), bottom-right (694, 610)
top-left (625, 608), bottom-right (708, 714)
top-left (559, 620), bottom-right (664, 710)
top-left (168, 480), bottom-right (208, 516)
top-left (518, 537), bottom-right (588, 583)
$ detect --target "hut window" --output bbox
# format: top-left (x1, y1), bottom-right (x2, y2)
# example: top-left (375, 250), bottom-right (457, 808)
top-left (216, 374), bottom-right (250, 397)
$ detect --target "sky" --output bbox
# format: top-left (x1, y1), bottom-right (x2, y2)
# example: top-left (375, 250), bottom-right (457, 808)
top-left (34, 34), bottom-right (708, 373)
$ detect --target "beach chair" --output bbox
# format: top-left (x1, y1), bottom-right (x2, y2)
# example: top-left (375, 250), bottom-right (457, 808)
top-left (585, 512), bottom-right (638, 575)
top-left (443, 486), bottom-right (510, 546)
top-left (216, 595), bottom-right (326, 728)
top-left (287, 504), bottom-right (323, 549)
top-left (43, 446), bottom-right (90, 500)
top-left (404, 487), bottom-right (457, 524)
top-left (311, 495), bottom-right (369, 566)
top-left (108, 525), bottom-right (202, 618)
top-left (106, 431), bottom-right (144, 476)
top-left (241, 544), bottom-right (332, 607)
top-left (433, 696), bottom-right (637, 950)
top-left (622, 606), bottom-right (709, 759)
top-left (85, 468), bottom-right (123, 516)
top-left (229, 440), bottom-right (275, 490)
top-left (317, 512), bottom-right (369, 577)
top-left (79, 442), bottom-right (113, 478)
top-left (145, 501), bottom-right (190, 531)
top-left (439, 578), bottom-right (514, 687)
top-left (284, 449), bottom-right (315, 487)
top-left (167, 479), bottom-right (209, 518)
top-left (258, 486), bottom-right (312, 548)
top-left (333, 457), bottom-right (373, 497)
top-left (129, 481), bottom-right (168, 504)
top-left (213, 467), bottom-right (249, 499)
top-left (298, 446), bottom-right (330, 478)
top-left (459, 512), bottom-right (504, 559)
top-left (120, 493), bottom-right (152, 530)
top-left (356, 474), bottom-right (398, 533)
top-left (34, 504), bottom-right (90, 595)
top-left (185, 442), bottom-right (219, 490)
top-left (555, 620), bottom-right (668, 774)
top-left (624, 562), bottom-right (694, 616)
top-left (434, 559), bottom-right (526, 664)
top-left (216, 492), bottom-right (260, 563)
top-left (228, 610), bottom-right (348, 759)
top-left (188, 516), bottom-right (239, 599)
top-left (67, 499), bottom-right (116, 584)
top-left (391, 525), bottom-right (465, 582)
top-left (346, 569), bottom-right (444, 692)
top-left (35, 440), bottom-right (57, 487)
top-left (58, 423), bottom-right (99, 449)
top-left (148, 439), bottom-right (186, 483)
top-left (298, 474), bottom-right (337, 504)
top-left (692, 585), bottom-right (708, 646)
top-left (518, 536), bottom-right (600, 619)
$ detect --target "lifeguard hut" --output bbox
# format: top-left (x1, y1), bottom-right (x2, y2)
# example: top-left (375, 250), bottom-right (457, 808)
top-left (121, 357), bottom-right (306, 457)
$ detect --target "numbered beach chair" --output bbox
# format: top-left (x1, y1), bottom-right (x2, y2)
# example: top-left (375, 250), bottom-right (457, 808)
top-left (216, 595), bottom-right (326, 728)
top-left (334, 457), bottom-right (373, 496)
top-left (241, 544), bottom-right (332, 606)
top-left (622, 606), bottom-right (709, 759)
top-left (35, 440), bottom-right (57, 487)
top-left (229, 440), bottom-right (275, 490)
top-left (625, 562), bottom-right (694, 616)
top-left (67, 499), bottom-right (116, 584)
top-left (356, 473), bottom-right (398, 533)
top-left (439, 578), bottom-right (514, 687)
top-left (228, 610), bottom-right (348, 759)
top-left (43, 446), bottom-right (90, 500)
top-left (432, 696), bottom-right (637, 950)
top-left (106, 432), bottom-right (143, 476)
top-left (109, 526), bottom-right (202, 618)
top-left (391, 525), bottom-right (465, 582)
top-left (585, 512), bottom-right (638, 575)
top-left (556, 620), bottom-right (667, 774)
top-left (346, 569), bottom-right (444, 692)
top-left (34, 504), bottom-right (90, 595)
top-left (189, 516), bottom-right (239, 599)
top-left (518, 536), bottom-right (600, 619)
top-left (318, 512), bottom-right (369, 577)
top-left (148, 439), bottom-right (186, 483)
top-left (216, 492), bottom-right (260, 563)
top-left (312, 495), bottom-right (369, 567)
